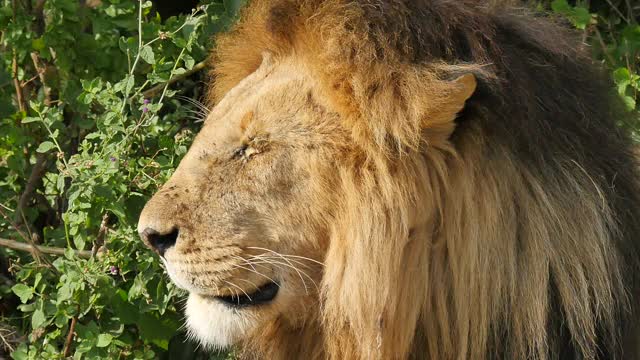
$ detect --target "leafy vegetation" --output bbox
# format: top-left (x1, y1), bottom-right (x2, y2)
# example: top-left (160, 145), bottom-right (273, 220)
top-left (0, 0), bottom-right (241, 358)
top-left (546, 0), bottom-right (640, 136)
top-left (0, 0), bottom-right (637, 359)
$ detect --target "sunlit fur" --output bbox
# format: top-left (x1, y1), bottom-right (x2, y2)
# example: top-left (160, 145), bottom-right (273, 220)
top-left (139, 0), bottom-right (640, 359)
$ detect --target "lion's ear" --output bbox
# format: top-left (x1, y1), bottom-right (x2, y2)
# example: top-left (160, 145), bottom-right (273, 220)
top-left (423, 73), bottom-right (477, 142)
top-left (450, 73), bottom-right (477, 108)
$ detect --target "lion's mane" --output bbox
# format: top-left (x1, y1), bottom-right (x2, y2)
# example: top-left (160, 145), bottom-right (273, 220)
top-left (208, 1), bottom-right (640, 359)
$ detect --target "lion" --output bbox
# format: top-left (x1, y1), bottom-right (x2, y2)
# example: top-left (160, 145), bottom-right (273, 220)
top-left (137, 0), bottom-right (640, 359)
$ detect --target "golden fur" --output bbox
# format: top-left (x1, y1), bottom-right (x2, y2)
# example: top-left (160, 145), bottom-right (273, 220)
top-left (139, 1), bottom-right (640, 359)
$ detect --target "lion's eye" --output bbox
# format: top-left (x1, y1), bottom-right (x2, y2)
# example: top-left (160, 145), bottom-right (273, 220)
top-left (233, 144), bottom-right (249, 159)
top-left (233, 143), bottom-right (260, 161)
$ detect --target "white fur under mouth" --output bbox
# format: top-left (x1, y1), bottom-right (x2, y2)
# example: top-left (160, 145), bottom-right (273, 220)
top-left (185, 293), bottom-right (261, 349)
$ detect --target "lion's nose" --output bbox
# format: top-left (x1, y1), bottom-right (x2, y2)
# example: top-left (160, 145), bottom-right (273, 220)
top-left (140, 227), bottom-right (179, 257)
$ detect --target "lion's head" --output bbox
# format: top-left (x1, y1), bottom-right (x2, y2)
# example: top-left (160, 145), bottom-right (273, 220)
top-left (138, 1), bottom-right (640, 359)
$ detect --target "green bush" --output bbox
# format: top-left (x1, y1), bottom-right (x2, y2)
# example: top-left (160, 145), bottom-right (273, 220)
top-left (0, 0), bottom-right (242, 358)
top-left (0, 0), bottom-right (637, 359)
top-left (546, 0), bottom-right (640, 138)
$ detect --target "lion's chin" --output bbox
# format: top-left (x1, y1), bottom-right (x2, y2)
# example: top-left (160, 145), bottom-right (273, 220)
top-left (185, 293), bottom-right (260, 349)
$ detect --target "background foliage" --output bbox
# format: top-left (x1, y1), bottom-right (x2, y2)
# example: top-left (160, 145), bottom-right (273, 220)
top-left (0, 0), bottom-right (637, 359)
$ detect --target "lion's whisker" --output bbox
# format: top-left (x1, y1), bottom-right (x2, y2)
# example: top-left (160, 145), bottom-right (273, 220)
top-left (247, 246), bottom-right (325, 266)
top-left (251, 257), bottom-right (309, 294)
top-left (232, 255), bottom-right (259, 273)
top-left (250, 253), bottom-right (310, 294)
top-left (183, 109), bottom-right (208, 119)
top-left (247, 255), bottom-right (313, 270)
top-left (236, 258), bottom-right (312, 295)
top-left (246, 257), bottom-right (319, 295)
top-left (237, 278), bottom-right (261, 293)
top-left (229, 262), bottom-right (280, 287)
top-left (177, 95), bottom-right (210, 112)
top-left (224, 280), bottom-right (252, 301)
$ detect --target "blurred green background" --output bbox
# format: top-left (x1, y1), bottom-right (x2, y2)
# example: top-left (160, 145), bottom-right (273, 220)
top-left (0, 0), bottom-right (637, 359)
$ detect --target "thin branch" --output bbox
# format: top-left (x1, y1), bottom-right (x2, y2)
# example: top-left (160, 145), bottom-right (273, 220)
top-left (10, 1), bottom-right (27, 113)
top-left (0, 238), bottom-right (91, 259)
top-left (62, 315), bottom-right (77, 357)
top-left (623, 0), bottom-right (634, 24)
top-left (594, 28), bottom-right (616, 66)
top-left (141, 60), bottom-right (207, 99)
top-left (91, 213), bottom-right (109, 257)
top-left (15, 152), bottom-right (48, 226)
top-left (30, 52), bottom-right (54, 105)
top-left (604, 0), bottom-right (630, 24)
top-left (0, 207), bottom-right (45, 265)
top-left (11, 51), bottom-right (27, 113)
top-left (0, 324), bottom-right (22, 354)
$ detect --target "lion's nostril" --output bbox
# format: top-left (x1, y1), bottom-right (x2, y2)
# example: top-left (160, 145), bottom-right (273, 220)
top-left (141, 227), bottom-right (178, 257)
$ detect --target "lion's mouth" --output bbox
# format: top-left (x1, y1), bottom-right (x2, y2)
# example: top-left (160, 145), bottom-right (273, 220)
top-left (215, 281), bottom-right (279, 307)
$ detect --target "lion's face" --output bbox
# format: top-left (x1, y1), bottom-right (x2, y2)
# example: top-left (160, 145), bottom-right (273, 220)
top-left (138, 56), bottom-right (342, 348)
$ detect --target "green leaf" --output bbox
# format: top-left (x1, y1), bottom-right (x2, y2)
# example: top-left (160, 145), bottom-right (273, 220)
top-left (183, 54), bottom-right (195, 70)
top-left (108, 202), bottom-right (126, 220)
top-left (33, 273), bottom-right (42, 290)
top-left (57, 283), bottom-right (73, 303)
top-left (73, 233), bottom-right (86, 250)
top-left (614, 68), bottom-right (631, 84)
top-left (622, 95), bottom-right (636, 111)
top-left (139, 45), bottom-right (155, 65)
top-left (138, 312), bottom-right (180, 350)
top-left (125, 75), bottom-right (135, 95)
top-left (570, 7), bottom-right (591, 30)
top-left (10, 343), bottom-right (28, 360)
top-left (31, 37), bottom-right (45, 51)
top-left (31, 308), bottom-right (46, 329)
top-left (21, 117), bottom-right (40, 124)
top-left (172, 37), bottom-right (187, 49)
top-left (75, 338), bottom-right (95, 354)
top-left (36, 141), bottom-right (56, 153)
top-left (11, 284), bottom-right (34, 303)
top-left (551, 0), bottom-right (571, 13)
top-left (172, 68), bottom-right (186, 76)
top-left (96, 333), bottom-right (113, 348)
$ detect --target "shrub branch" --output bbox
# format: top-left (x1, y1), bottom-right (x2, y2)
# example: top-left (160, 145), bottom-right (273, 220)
top-left (15, 153), bottom-right (48, 226)
top-left (142, 60), bottom-right (207, 99)
top-left (62, 314), bottom-right (78, 357)
top-left (0, 238), bottom-right (91, 259)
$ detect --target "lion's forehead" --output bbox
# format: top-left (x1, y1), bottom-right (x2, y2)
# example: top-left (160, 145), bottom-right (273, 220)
top-left (203, 57), bottom-right (313, 127)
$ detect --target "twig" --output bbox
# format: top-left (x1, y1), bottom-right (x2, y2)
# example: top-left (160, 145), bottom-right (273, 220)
top-left (594, 28), bottom-right (616, 66)
top-left (0, 238), bottom-right (91, 259)
top-left (62, 315), bottom-right (78, 357)
top-left (0, 324), bottom-right (21, 353)
top-left (30, 52), bottom-right (54, 105)
top-left (0, 207), bottom-right (45, 264)
top-left (15, 152), bottom-right (48, 226)
top-left (141, 60), bottom-right (207, 99)
top-left (623, 0), bottom-right (634, 24)
top-left (11, 51), bottom-right (27, 113)
top-left (604, 0), bottom-right (630, 24)
top-left (91, 213), bottom-right (109, 257)
top-left (10, 1), bottom-right (27, 113)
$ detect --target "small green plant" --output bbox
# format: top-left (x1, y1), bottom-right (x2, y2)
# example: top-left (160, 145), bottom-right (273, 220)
top-left (0, 0), bottom-right (244, 358)
top-left (549, 0), bottom-right (640, 138)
